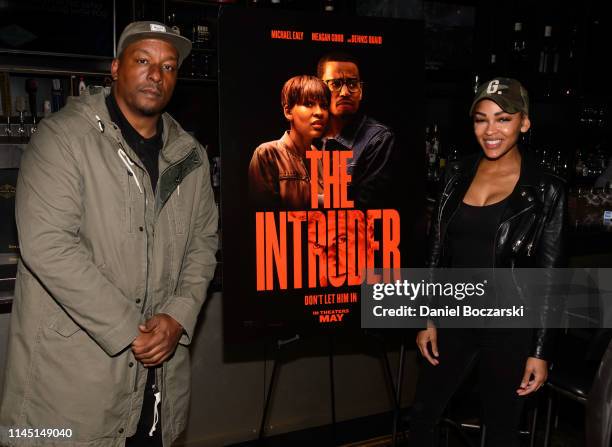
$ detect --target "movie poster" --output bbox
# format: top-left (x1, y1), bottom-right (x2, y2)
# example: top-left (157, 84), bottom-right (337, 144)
top-left (218, 7), bottom-right (424, 342)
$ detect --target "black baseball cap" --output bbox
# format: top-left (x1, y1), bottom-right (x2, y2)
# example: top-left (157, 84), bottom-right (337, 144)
top-left (470, 77), bottom-right (529, 116)
top-left (117, 21), bottom-right (192, 67)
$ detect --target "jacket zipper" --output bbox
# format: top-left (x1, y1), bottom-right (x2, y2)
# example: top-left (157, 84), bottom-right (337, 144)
top-left (117, 142), bottom-right (151, 394)
top-left (155, 147), bottom-right (197, 217)
top-left (157, 145), bottom-right (196, 179)
top-left (511, 213), bottom-right (536, 254)
top-left (491, 204), bottom-right (535, 267)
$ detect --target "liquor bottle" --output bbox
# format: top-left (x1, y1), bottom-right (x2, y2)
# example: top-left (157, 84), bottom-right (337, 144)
top-left (43, 100), bottom-right (52, 118)
top-left (189, 52), bottom-right (199, 78)
top-left (428, 125), bottom-right (441, 182)
top-left (511, 22), bottom-right (527, 57)
top-left (438, 145), bottom-right (446, 174)
top-left (510, 22), bottom-right (528, 78)
top-left (15, 96), bottom-right (27, 142)
top-left (211, 156), bottom-right (220, 188)
top-left (539, 147), bottom-right (548, 169)
top-left (472, 74), bottom-right (480, 94)
top-left (201, 55), bottom-right (211, 78)
top-left (560, 24), bottom-right (579, 97)
top-left (538, 25), bottom-right (559, 97)
top-left (582, 153), bottom-right (589, 177)
top-left (575, 149), bottom-right (585, 177)
top-left (192, 22), bottom-right (211, 49)
top-left (78, 77), bottom-right (87, 96)
top-left (25, 78), bottom-right (38, 123)
top-left (448, 146), bottom-right (459, 162)
top-left (167, 12), bottom-right (176, 25)
top-left (425, 126), bottom-right (434, 182)
top-left (538, 25), bottom-right (559, 74)
top-left (431, 124), bottom-right (446, 176)
top-left (484, 52), bottom-right (498, 80)
top-left (201, 23), bottom-right (211, 48)
top-left (323, 0), bottom-right (335, 12)
top-left (431, 124), bottom-right (441, 163)
top-left (554, 149), bottom-right (568, 178)
top-left (51, 79), bottom-right (64, 112)
top-left (596, 147), bottom-right (608, 173)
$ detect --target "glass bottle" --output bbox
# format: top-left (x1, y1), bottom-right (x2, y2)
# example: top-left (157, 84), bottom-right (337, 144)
top-left (323, 0), bottom-right (335, 12)
top-left (510, 22), bottom-right (528, 78)
top-left (538, 25), bottom-right (559, 97)
top-left (560, 24), bottom-right (579, 97)
top-left (430, 124), bottom-right (441, 181)
top-left (538, 25), bottom-right (559, 74)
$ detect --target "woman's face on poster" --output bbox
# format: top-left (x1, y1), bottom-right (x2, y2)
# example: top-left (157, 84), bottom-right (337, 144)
top-left (285, 100), bottom-right (329, 142)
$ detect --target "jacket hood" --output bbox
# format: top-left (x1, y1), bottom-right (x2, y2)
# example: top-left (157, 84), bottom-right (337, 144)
top-left (62, 92), bottom-right (196, 163)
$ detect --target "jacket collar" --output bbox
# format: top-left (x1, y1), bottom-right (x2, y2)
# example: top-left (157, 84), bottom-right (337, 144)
top-left (105, 91), bottom-right (163, 151)
top-left (445, 149), bottom-right (540, 226)
top-left (330, 113), bottom-right (367, 149)
top-left (279, 130), bottom-right (306, 158)
top-left (501, 150), bottom-right (541, 223)
top-left (71, 92), bottom-right (195, 165)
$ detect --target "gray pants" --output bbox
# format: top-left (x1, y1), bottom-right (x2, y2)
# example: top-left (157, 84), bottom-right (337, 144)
top-left (587, 340), bottom-right (612, 447)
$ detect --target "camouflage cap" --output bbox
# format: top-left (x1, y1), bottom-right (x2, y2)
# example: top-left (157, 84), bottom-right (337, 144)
top-left (470, 77), bottom-right (529, 116)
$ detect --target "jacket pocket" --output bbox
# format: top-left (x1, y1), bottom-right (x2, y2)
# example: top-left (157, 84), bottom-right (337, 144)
top-left (171, 193), bottom-right (185, 235)
top-left (48, 310), bottom-right (81, 337)
top-left (509, 210), bottom-right (538, 256)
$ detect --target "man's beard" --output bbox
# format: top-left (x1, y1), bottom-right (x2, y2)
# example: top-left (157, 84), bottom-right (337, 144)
top-left (137, 105), bottom-right (163, 117)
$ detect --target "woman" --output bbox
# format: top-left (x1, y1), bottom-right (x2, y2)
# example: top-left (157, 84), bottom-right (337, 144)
top-left (408, 78), bottom-right (566, 446)
top-left (248, 75), bottom-right (330, 209)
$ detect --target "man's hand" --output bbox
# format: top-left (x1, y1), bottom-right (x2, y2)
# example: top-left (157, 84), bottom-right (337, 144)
top-left (516, 357), bottom-right (548, 396)
top-left (131, 314), bottom-right (183, 367)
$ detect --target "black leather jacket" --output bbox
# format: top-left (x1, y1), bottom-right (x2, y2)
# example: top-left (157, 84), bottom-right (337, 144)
top-left (427, 151), bottom-right (567, 360)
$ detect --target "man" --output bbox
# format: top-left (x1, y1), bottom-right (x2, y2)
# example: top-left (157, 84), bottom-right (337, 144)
top-left (317, 52), bottom-right (398, 209)
top-left (0, 21), bottom-right (218, 447)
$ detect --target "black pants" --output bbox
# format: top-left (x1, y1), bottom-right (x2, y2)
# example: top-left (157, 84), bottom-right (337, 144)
top-left (407, 329), bottom-right (532, 447)
top-left (126, 368), bottom-right (162, 447)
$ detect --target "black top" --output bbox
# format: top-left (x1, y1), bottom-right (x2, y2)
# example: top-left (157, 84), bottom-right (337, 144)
top-left (105, 93), bottom-right (163, 193)
top-left (447, 197), bottom-right (508, 268)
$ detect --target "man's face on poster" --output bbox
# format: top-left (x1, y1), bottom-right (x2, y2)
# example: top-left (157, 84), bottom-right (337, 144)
top-left (321, 61), bottom-right (362, 118)
top-left (307, 212), bottom-right (375, 287)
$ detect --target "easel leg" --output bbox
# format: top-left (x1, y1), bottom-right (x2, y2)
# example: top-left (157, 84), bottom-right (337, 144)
top-left (392, 338), bottom-right (407, 446)
top-left (329, 334), bottom-right (337, 443)
top-left (259, 342), bottom-right (281, 441)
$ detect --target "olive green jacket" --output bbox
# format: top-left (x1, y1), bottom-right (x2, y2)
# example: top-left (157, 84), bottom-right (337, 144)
top-left (0, 92), bottom-right (218, 446)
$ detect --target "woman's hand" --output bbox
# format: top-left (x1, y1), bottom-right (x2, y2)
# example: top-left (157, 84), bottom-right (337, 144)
top-left (516, 357), bottom-right (548, 396)
top-left (416, 326), bottom-right (439, 366)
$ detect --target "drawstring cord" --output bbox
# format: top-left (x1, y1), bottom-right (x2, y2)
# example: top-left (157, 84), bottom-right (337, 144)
top-left (95, 115), bottom-right (105, 133)
top-left (117, 149), bottom-right (143, 194)
top-left (149, 384), bottom-right (161, 437)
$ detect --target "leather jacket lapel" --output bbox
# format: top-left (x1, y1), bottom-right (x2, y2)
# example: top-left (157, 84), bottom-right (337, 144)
top-left (495, 153), bottom-right (543, 264)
